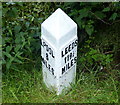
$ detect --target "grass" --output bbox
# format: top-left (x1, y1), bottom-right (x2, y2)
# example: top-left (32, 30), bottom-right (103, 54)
top-left (2, 56), bottom-right (119, 103)
top-left (2, 22), bottom-right (120, 103)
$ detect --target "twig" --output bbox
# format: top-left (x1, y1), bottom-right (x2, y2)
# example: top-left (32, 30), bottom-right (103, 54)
top-left (111, 19), bottom-right (120, 25)
top-left (104, 51), bottom-right (114, 54)
top-left (90, 11), bottom-right (120, 25)
top-left (114, 63), bottom-right (120, 68)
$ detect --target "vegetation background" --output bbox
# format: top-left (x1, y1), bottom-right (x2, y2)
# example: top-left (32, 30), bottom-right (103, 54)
top-left (2, 2), bottom-right (120, 103)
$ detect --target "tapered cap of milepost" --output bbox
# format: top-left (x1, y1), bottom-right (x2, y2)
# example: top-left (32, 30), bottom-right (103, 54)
top-left (41, 8), bottom-right (77, 45)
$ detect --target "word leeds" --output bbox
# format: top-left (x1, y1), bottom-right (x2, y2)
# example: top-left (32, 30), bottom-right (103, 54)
top-left (61, 39), bottom-right (78, 75)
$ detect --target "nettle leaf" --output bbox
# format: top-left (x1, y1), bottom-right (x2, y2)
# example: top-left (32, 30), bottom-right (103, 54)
top-left (21, 36), bottom-right (26, 48)
top-left (14, 58), bottom-right (22, 63)
top-left (2, 8), bottom-right (8, 17)
top-left (69, 9), bottom-right (78, 17)
top-left (76, 18), bottom-right (82, 28)
top-left (85, 25), bottom-right (94, 36)
top-left (79, 8), bottom-right (89, 19)
top-left (7, 7), bottom-right (18, 18)
top-left (7, 56), bottom-right (15, 70)
top-left (94, 11), bottom-right (106, 19)
top-left (102, 7), bottom-right (110, 12)
top-left (76, 17), bottom-right (86, 29)
top-left (14, 44), bottom-right (21, 53)
top-left (16, 53), bottom-right (23, 60)
top-left (109, 13), bottom-right (117, 21)
top-left (6, 60), bottom-right (12, 70)
top-left (15, 35), bottom-right (21, 44)
top-left (12, 7), bottom-right (18, 16)
top-left (3, 51), bottom-right (12, 59)
top-left (14, 25), bottom-right (21, 33)
top-left (25, 21), bottom-right (30, 28)
top-left (15, 52), bottom-right (23, 59)
top-left (6, 45), bottom-right (12, 53)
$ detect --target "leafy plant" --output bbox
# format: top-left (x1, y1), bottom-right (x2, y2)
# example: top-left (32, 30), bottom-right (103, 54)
top-left (2, 2), bottom-right (58, 70)
top-left (2, 2), bottom-right (119, 103)
top-left (60, 2), bottom-right (120, 36)
top-left (79, 37), bottom-right (113, 72)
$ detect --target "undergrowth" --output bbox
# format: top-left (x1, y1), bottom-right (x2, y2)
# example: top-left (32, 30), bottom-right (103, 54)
top-left (2, 2), bottom-right (120, 103)
top-left (2, 56), bottom-right (119, 103)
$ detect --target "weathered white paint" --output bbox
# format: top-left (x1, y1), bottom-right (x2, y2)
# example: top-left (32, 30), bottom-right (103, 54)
top-left (41, 8), bottom-right (77, 95)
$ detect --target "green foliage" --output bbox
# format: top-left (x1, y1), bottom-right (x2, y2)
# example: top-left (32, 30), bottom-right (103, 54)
top-left (2, 2), bottom-right (58, 70)
top-left (2, 2), bottom-right (120, 103)
top-left (3, 2), bottom-right (120, 70)
top-left (102, 7), bottom-right (110, 12)
top-left (59, 2), bottom-right (120, 72)
top-left (79, 37), bottom-right (113, 72)
top-left (61, 2), bottom-right (120, 36)
top-left (109, 12), bottom-right (118, 21)
top-left (83, 47), bottom-right (113, 66)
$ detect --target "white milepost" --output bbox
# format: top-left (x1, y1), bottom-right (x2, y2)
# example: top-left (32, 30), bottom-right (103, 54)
top-left (41, 8), bottom-right (78, 95)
